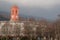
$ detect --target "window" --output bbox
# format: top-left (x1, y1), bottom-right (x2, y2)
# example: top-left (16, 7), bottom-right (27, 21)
top-left (12, 10), bottom-right (14, 15)
top-left (16, 10), bottom-right (17, 14)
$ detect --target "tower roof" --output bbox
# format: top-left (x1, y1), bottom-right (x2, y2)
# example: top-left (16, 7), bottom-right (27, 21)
top-left (11, 5), bottom-right (18, 9)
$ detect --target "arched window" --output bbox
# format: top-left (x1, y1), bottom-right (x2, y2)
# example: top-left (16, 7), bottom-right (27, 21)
top-left (16, 10), bottom-right (17, 14)
top-left (12, 10), bottom-right (14, 15)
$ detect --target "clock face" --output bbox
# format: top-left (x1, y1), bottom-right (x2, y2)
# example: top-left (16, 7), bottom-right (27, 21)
top-left (11, 15), bottom-right (18, 19)
top-left (16, 16), bottom-right (18, 18)
top-left (11, 15), bottom-right (14, 19)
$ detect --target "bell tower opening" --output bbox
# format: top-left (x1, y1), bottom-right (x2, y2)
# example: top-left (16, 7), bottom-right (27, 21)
top-left (10, 5), bottom-right (19, 22)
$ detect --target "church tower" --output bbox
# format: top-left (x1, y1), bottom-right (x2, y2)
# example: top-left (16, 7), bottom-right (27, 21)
top-left (10, 5), bottom-right (19, 22)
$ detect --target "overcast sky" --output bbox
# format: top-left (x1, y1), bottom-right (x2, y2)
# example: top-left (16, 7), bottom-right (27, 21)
top-left (0, 0), bottom-right (60, 20)
top-left (1, 0), bottom-right (60, 8)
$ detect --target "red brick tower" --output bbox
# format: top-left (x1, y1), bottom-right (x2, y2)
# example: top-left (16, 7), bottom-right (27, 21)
top-left (10, 5), bottom-right (19, 22)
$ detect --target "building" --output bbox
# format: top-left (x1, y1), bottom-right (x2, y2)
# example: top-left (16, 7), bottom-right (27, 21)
top-left (0, 5), bottom-right (55, 40)
top-left (10, 5), bottom-right (19, 22)
top-left (0, 5), bottom-right (39, 40)
top-left (0, 5), bottom-right (25, 40)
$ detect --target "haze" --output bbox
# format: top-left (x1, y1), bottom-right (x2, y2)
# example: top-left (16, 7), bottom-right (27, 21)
top-left (0, 0), bottom-right (60, 20)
